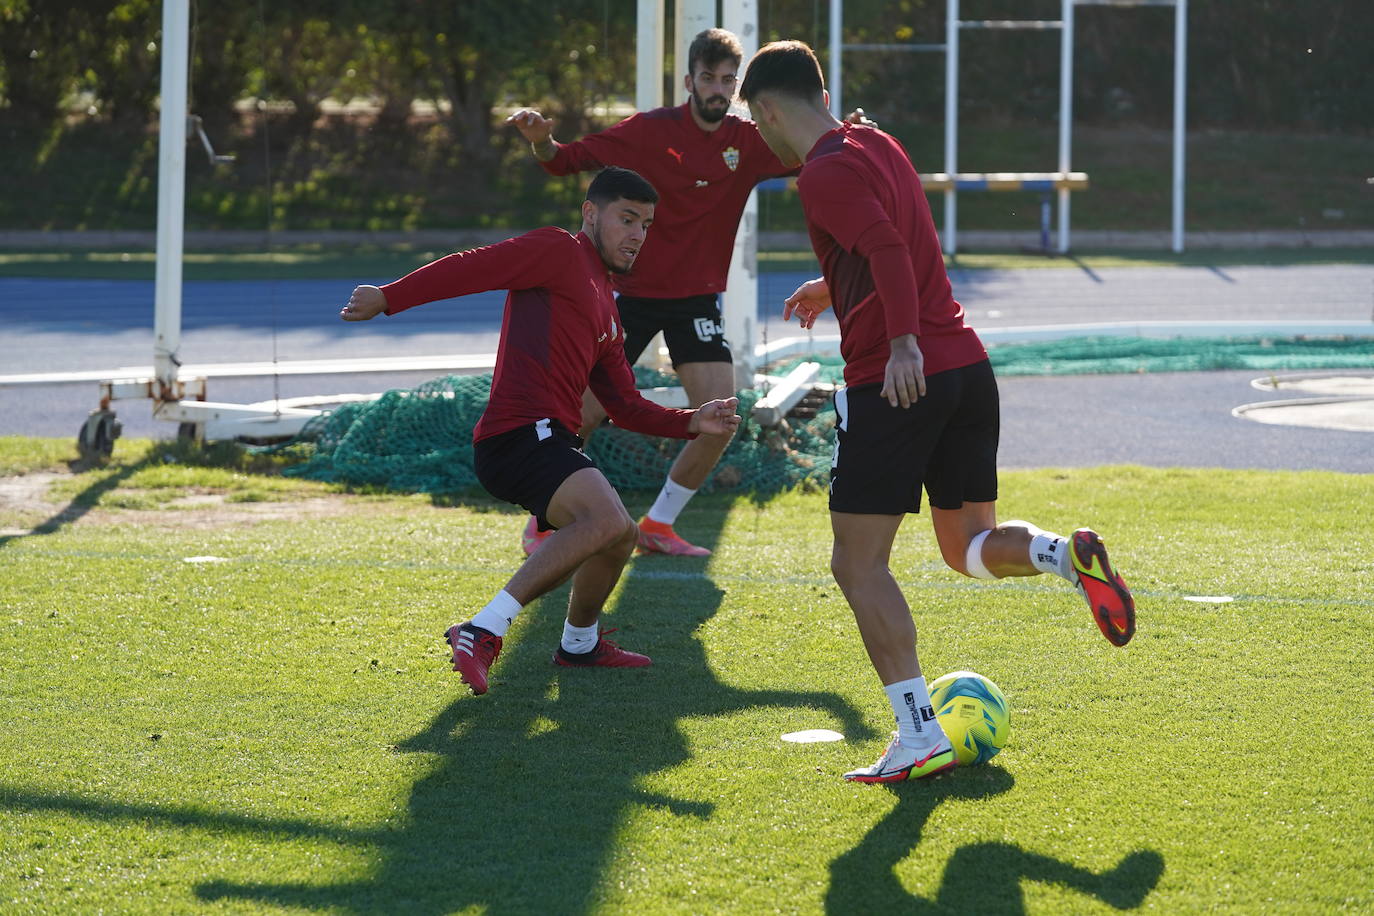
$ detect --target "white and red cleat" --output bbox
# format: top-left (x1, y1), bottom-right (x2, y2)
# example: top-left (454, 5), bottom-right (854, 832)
top-left (843, 732), bottom-right (956, 784)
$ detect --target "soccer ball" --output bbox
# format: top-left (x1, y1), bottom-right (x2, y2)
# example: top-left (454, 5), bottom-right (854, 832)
top-left (928, 670), bottom-right (1010, 765)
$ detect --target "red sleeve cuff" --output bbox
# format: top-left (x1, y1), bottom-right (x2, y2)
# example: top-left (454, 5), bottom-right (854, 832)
top-left (539, 143), bottom-right (568, 175)
top-left (379, 280), bottom-right (414, 316)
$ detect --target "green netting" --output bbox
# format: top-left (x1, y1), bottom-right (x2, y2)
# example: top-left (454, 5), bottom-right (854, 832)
top-left (278, 367), bottom-right (835, 496)
top-left (775, 334), bottom-right (1374, 384)
top-left (277, 335), bottom-right (1371, 497)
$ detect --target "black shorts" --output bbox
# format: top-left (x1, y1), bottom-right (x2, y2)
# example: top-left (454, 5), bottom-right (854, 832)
top-left (473, 419), bottom-right (596, 531)
top-left (617, 293), bottom-right (734, 368)
top-left (829, 359), bottom-right (1000, 515)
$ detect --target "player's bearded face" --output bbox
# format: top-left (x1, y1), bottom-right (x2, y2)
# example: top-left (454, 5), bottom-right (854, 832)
top-left (591, 199), bottom-right (655, 274)
top-left (690, 64), bottom-right (738, 123)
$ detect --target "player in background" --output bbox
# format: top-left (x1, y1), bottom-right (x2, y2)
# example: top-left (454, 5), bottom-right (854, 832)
top-left (738, 41), bottom-right (1136, 783)
top-left (507, 28), bottom-right (873, 558)
top-left (341, 167), bottom-right (741, 695)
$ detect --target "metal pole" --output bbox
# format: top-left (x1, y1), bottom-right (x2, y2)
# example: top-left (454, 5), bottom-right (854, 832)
top-left (1057, 0), bottom-right (1074, 253)
top-left (636, 0), bottom-right (664, 112)
top-left (944, 0), bottom-right (958, 253)
top-left (652, 0), bottom-right (713, 374)
top-left (724, 0), bottom-right (759, 389)
top-left (153, 0), bottom-right (189, 396)
top-left (675, 0), bottom-right (713, 91)
top-left (830, 0), bottom-right (843, 116)
top-left (1172, 0), bottom-right (1187, 252)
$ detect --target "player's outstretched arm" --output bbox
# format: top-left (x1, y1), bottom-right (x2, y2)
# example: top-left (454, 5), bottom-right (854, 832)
top-left (689, 397), bottom-right (742, 436)
top-left (340, 285), bottom-right (388, 321)
top-left (505, 108), bottom-right (557, 162)
top-left (783, 277), bottom-right (832, 330)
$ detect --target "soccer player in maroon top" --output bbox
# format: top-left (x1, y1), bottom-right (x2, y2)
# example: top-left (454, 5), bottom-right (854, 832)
top-left (740, 41), bottom-right (1136, 783)
top-left (341, 167), bottom-right (741, 695)
top-left (507, 28), bottom-right (871, 558)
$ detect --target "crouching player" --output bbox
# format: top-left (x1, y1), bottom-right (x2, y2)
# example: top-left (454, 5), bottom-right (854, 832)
top-left (341, 167), bottom-right (741, 694)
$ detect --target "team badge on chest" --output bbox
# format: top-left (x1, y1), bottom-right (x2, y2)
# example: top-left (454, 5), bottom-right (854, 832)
top-left (722, 146), bottom-right (740, 172)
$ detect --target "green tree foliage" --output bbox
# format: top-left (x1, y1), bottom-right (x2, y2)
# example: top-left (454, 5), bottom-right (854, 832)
top-left (0, 0), bottom-right (1368, 232)
top-left (826, 0), bottom-right (1373, 130)
top-left (3, 1), bottom-right (1371, 131)
top-left (0, 0), bottom-right (85, 122)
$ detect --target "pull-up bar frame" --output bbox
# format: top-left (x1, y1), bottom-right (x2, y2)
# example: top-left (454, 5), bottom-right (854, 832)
top-left (832, 0), bottom-right (1188, 254)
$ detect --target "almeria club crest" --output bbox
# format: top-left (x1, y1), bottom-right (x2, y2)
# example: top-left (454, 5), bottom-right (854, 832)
top-left (722, 146), bottom-right (740, 171)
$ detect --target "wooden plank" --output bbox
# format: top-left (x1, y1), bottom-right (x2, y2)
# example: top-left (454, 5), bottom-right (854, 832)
top-left (752, 361), bottom-right (821, 427)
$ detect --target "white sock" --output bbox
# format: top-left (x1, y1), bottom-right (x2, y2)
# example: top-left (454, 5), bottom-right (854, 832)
top-left (1029, 531), bottom-right (1076, 582)
top-left (560, 620), bottom-right (600, 655)
top-left (470, 589), bottom-right (522, 637)
top-left (965, 530), bottom-right (997, 579)
top-left (646, 477), bottom-right (696, 526)
top-left (884, 676), bottom-right (947, 749)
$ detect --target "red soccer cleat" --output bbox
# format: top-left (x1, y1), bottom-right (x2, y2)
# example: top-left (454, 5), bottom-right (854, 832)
top-left (636, 517), bottom-right (710, 557)
top-left (1071, 528), bottom-right (1136, 647)
top-left (521, 516), bottom-right (553, 557)
top-left (552, 629), bottom-right (652, 668)
top-left (446, 622), bottom-right (503, 695)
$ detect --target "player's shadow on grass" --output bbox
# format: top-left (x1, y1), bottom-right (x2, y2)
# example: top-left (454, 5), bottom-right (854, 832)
top-left (826, 766), bottom-right (1164, 913)
top-left (188, 494), bottom-right (872, 914)
top-left (0, 460), bottom-right (141, 550)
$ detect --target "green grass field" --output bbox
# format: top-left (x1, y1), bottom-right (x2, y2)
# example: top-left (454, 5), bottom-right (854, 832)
top-left (1, 438), bottom-right (1372, 913)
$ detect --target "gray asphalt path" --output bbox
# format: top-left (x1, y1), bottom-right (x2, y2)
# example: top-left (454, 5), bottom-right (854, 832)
top-left (997, 369), bottom-right (1374, 473)
top-left (950, 263), bottom-right (1374, 329)
top-left (2, 264), bottom-right (1371, 471)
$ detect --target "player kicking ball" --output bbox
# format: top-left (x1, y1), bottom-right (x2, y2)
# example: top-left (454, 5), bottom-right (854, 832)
top-left (739, 42), bottom-right (1135, 783)
top-left (341, 167), bottom-right (741, 694)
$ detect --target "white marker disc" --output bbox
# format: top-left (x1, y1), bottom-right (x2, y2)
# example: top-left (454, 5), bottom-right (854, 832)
top-left (781, 729), bottom-right (844, 743)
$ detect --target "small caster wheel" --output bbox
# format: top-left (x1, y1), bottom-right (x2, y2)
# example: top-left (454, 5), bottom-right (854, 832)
top-left (76, 409), bottom-right (122, 463)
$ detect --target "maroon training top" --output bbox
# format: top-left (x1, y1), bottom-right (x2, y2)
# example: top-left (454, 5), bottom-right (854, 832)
top-left (380, 228), bottom-right (697, 444)
top-left (798, 123), bottom-right (986, 388)
top-left (542, 103), bottom-right (795, 299)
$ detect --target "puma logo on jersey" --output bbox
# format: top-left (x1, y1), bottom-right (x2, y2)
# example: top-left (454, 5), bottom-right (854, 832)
top-left (666, 147), bottom-right (685, 164)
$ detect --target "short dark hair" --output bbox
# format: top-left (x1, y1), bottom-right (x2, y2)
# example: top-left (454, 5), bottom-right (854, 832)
top-left (688, 28), bottom-right (743, 75)
top-left (738, 40), bottom-right (825, 104)
top-left (586, 166), bottom-right (659, 208)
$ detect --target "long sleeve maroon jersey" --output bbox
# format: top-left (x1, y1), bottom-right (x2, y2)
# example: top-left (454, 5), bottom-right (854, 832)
top-left (380, 228), bottom-right (697, 444)
top-left (797, 123), bottom-right (986, 388)
top-left (542, 103), bottom-right (796, 299)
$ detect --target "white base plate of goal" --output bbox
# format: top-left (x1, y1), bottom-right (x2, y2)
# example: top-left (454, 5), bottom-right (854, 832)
top-left (781, 729), bottom-right (844, 744)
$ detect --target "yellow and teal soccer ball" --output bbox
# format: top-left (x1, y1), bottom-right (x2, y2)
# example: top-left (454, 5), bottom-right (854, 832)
top-left (929, 670), bottom-right (1010, 765)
